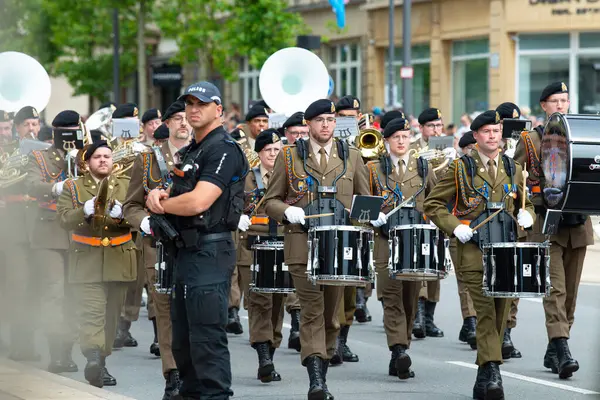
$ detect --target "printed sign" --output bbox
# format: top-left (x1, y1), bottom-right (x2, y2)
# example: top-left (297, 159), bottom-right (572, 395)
top-left (334, 116), bottom-right (360, 140)
top-left (343, 247), bottom-right (353, 260)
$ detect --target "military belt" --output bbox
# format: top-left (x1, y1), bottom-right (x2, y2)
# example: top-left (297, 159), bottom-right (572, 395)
top-left (72, 233), bottom-right (133, 247)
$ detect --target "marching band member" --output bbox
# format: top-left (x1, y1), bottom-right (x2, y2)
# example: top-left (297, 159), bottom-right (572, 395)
top-left (123, 100), bottom-right (189, 400)
top-left (14, 106), bottom-right (41, 139)
top-left (424, 110), bottom-right (535, 400)
top-left (24, 110), bottom-right (81, 374)
top-left (0, 110), bottom-right (12, 144)
top-left (57, 140), bottom-right (136, 388)
top-left (140, 108), bottom-right (163, 145)
top-left (513, 82), bottom-right (592, 379)
top-left (264, 99), bottom-right (371, 400)
top-left (367, 117), bottom-right (437, 379)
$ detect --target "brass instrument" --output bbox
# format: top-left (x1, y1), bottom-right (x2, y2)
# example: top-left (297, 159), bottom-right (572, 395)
top-left (355, 113), bottom-right (385, 160)
top-left (0, 148), bottom-right (29, 188)
top-left (92, 177), bottom-right (110, 231)
top-left (236, 126), bottom-right (260, 169)
top-left (85, 107), bottom-right (113, 138)
top-left (110, 137), bottom-right (151, 176)
top-left (408, 146), bottom-right (450, 172)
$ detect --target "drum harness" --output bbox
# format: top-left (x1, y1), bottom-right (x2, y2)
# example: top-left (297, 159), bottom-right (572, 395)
top-left (246, 166), bottom-right (280, 246)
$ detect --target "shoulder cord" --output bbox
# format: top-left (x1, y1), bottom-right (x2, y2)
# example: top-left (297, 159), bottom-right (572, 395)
top-left (142, 153), bottom-right (163, 194)
top-left (368, 162), bottom-right (397, 209)
top-left (521, 131), bottom-right (541, 186)
top-left (452, 159), bottom-right (488, 217)
top-left (33, 150), bottom-right (65, 183)
top-left (64, 179), bottom-right (83, 208)
top-left (283, 146), bottom-right (309, 205)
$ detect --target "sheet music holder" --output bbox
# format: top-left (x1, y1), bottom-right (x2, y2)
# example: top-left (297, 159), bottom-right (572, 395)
top-left (268, 113), bottom-right (287, 129)
top-left (350, 195), bottom-right (384, 223)
top-left (542, 209), bottom-right (562, 236)
top-left (112, 118), bottom-right (140, 139)
top-left (502, 118), bottom-right (532, 140)
top-left (428, 135), bottom-right (454, 151)
top-left (333, 117), bottom-right (360, 140)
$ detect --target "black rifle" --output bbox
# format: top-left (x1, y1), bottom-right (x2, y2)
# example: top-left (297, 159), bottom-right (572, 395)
top-left (149, 214), bottom-right (179, 242)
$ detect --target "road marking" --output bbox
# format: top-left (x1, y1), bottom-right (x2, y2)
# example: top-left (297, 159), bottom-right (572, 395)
top-left (522, 297), bottom-right (543, 303)
top-left (447, 361), bottom-right (600, 395)
top-left (240, 315), bottom-right (292, 329)
top-left (580, 282), bottom-right (600, 287)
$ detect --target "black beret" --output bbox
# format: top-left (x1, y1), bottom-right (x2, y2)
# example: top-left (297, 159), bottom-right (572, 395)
top-left (99, 101), bottom-right (116, 111)
top-left (0, 110), bottom-right (10, 122)
top-left (38, 126), bottom-right (53, 142)
top-left (153, 124), bottom-right (169, 140)
top-left (383, 118), bottom-right (410, 138)
top-left (276, 127), bottom-right (285, 138)
top-left (7, 112), bottom-right (14, 120)
top-left (142, 108), bottom-right (162, 124)
top-left (162, 101), bottom-right (186, 121)
top-left (381, 110), bottom-right (406, 129)
top-left (282, 112), bottom-right (305, 129)
top-left (90, 129), bottom-right (104, 143)
top-left (254, 128), bottom-right (282, 153)
top-left (470, 110), bottom-right (501, 131)
top-left (305, 99), bottom-right (335, 121)
top-left (245, 103), bottom-right (269, 122)
top-left (458, 131), bottom-right (476, 148)
top-left (253, 99), bottom-right (270, 110)
top-left (52, 110), bottom-right (81, 128)
top-left (496, 102), bottom-right (520, 120)
top-left (14, 106), bottom-right (39, 125)
top-left (84, 140), bottom-right (111, 161)
top-left (335, 95), bottom-right (360, 112)
top-left (112, 103), bottom-right (139, 119)
top-left (540, 81), bottom-right (568, 102)
top-left (418, 108), bottom-right (442, 125)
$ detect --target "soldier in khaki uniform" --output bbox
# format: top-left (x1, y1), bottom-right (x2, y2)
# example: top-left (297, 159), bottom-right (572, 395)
top-left (264, 99), bottom-right (371, 399)
top-left (237, 129), bottom-right (287, 383)
top-left (0, 110), bottom-right (12, 144)
top-left (57, 141), bottom-right (137, 388)
top-left (24, 110), bottom-right (81, 373)
top-left (123, 100), bottom-right (189, 399)
top-left (367, 117), bottom-right (437, 379)
top-left (513, 82), bottom-right (592, 379)
top-left (424, 110), bottom-right (535, 399)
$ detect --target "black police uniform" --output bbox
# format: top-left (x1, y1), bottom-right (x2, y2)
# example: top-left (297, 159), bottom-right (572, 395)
top-left (167, 125), bottom-right (248, 399)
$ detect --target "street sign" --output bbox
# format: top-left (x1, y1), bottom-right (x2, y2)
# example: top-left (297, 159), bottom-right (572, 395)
top-left (400, 66), bottom-right (414, 79)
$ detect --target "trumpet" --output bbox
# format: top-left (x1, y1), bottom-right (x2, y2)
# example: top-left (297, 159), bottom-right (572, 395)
top-left (355, 113), bottom-right (385, 160)
top-left (408, 146), bottom-right (450, 172)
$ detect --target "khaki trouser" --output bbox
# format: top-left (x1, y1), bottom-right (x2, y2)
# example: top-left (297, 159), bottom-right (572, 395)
top-left (452, 239), bottom-right (476, 319)
top-left (74, 282), bottom-right (128, 357)
top-left (363, 282), bottom-right (373, 298)
top-left (289, 264), bottom-right (343, 364)
top-left (418, 280), bottom-right (440, 302)
top-left (248, 291), bottom-right (285, 348)
top-left (337, 287), bottom-right (356, 326)
top-left (285, 292), bottom-right (301, 313)
top-left (506, 299), bottom-right (519, 329)
top-left (143, 240), bottom-right (177, 376)
top-left (121, 248), bottom-right (145, 322)
top-left (229, 265), bottom-right (251, 310)
top-left (377, 264), bottom-right (419, 348)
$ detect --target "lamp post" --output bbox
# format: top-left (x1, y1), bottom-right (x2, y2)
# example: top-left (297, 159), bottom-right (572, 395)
top-left (112, 8), bottom-right (120, 104)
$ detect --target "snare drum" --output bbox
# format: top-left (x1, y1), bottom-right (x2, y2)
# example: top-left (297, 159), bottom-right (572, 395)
top-left (388, 224), bottom-right (449, 281)
top-left (482, 242), bottom-right (550, 298)
top-left (308, 225), bottom-right (374, 286)
top-left (154, 242), bottom-right (173, 295)
top-left (250, 239), bottom-right (295, 294)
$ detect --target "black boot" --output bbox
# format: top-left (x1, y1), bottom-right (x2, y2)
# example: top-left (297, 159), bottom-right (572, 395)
top-left (306, 355), bottom-right (327, 400)
top-left (150, 318), bottom-right (160, 356)
top-left (225, 307), bottom-right (243, 334)
top-left (288, 309), bottom-right (301, 352)
top-left (339, 325), bottom-right (359, 362)
top-left (482, 362), bottom-right (504, 400)
top-left (472, 366), bottom-right (487, 400)
top-left (412, 298), bottom-right (426, 339)
top-left (543, 341), bottom-right (559, 374)
top-left (121, 319), bottom-right (138, 347)
top-left (113, 317), bottom-right (126, 349)
top-left (424, 300), bottom-right (444, 337)
top-left (321, 359), bottom-right (334, 400)
top-left (60, 340), bottom-right (78, 373)
top-left (390, 344), bottom-right (413, 379)
top-left (163, 369), bottom-right (181, 400)
top-left (354, 288), bottom-right (368, 323)
top-left (330, 335), bottom-right (343, 366)
top-left (501, 328), bottom-right (514, 360)
top-left (84, 349), bottom-right (103, 388)
top-left (270, 346), bottom-right (282, 381)
top-left (553, 338), bottom-right (579, 379)
top-left (100, 356), bottom-right (117, 386)
top-left (459, 316), bottom-right (477, 350)
top-left (254, 342), bottom-right (274, 383)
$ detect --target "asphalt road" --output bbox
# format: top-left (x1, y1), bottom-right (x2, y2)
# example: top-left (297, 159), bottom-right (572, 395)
top-left (4, 274), bottom-right (600, 400)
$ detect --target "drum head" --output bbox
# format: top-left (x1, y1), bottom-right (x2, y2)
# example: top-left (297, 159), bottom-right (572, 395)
top-left (541, 113), bottom-right (570, 209)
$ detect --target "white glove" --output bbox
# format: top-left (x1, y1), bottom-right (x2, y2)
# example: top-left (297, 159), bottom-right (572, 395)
top-left (132, 142), bottom-right (148, 153)
top-left (371, 212), bottom-right (387, 228)
top-left (84, 197), bottom-right (96, 217)
top-left (284, 206), bottom-right (306, 225)
top-left (140, 216), bottom-right (151, 235)
top-left (517, 209), bottom-right (534, 229)
top-left (504, 147), bottom-right (516, 158)
top-left (429, 220), bottom-right (438, 229)
top-left (52, 181), bottom-right (65, 197)
top-left (238, 215), bottom-right (252, 232)
top-left (442, 147), bottom-right (457, 160)
top-left (453, 224), bottom-right (474, 244)
top-left (109, 200), bottom-right (123, 219)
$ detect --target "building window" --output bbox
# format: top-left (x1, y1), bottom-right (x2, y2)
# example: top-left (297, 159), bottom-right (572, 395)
top-left (451, 39), bottom-right (489, 124)
top-left (239, 58), bottom-right (260, 113)
top-left (329, 43), bottom-right (361, 101)
top-left (384, 44), bottom-right (431, 115)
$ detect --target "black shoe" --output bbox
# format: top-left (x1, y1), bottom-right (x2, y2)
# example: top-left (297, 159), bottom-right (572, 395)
top-left (151, 318), bottom-right (161, 356)
top-left (483, 362), bottom-right (504, 400)
top-left (472, 366), bottom-right (487, 400)
top-left (47, 337), bottom-right (65, 374)
top-left (354, 288), bottom-right (369, 323)
top-left (412, 298), bottom-right (426, 339)
top-left (100, 357), bottom-right (117, 386)
top-left (288, 309), bottom-right (301, 352)
top-left (543, 341), bottom-right (559, 374)
top-left (84, 349), bottom-right (103, 388)
top-left (339, 325), bottom-right (359, 362)
top-left (50, 340), bottom-right (78, 373)
top-left (269, 346), bottom-right (281, 381)
top-left (510, 348), bottom-right (522, 358)
top-left (118, 319), bottom-right (138, 347)
top-left (113, 317), bottom-right (127, 349)
top-left (254, 342), bottom-right (274, 383)
top-left (163, 369), bottom-right (181, 400)
top-left (330, 335), bottom-right (343, 366)
top-left (390, 345), bottom-right (412, 380)
top-left (460, 316), bottom-right (477, 350)
top-left (225, 307), bottom-right (243, 335)
top-left (424, 300), bottom-right (444, 337)
top-left (553, 337), bottom-right (579, 379)
top-left (321, 359), bottom-right (334, 400)
top-left (501, 328), bottom-right (515, 360)
top-left (306, 356), bottom-right (327, 400)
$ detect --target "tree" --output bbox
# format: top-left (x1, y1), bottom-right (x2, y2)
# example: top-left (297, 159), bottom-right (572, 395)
top-left (154, 0), bottom-right (308, 82)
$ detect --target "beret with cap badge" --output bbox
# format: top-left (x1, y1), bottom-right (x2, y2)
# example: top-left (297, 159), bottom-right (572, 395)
top-left (305, 99), bottom-right (335, 121)
top-left (112, 103), bottom-right (139, 119)
top-left (496, 102), bottom-right (521, 120)
top-left (52, 110), bottom-right (81, 128)
top-left (162, 101), bottom-right (186, 122)
top-left (335, 95), bottom-right (361, 112)
top-left (254, 128), bottom-right (281, 153)
top-left (383, 117), bottom-right (411, 138)
top-left (470, 110), bottom-right (500, 131)
top-left (153, 124), bottom-right (170, 140)
top-left (282, 112), bottom-right (305, 129)
top-left (458, 131), bottom-right (476, 148)
top-left (14, 106), bottom-right (39, 125)
top-left (381, 110), bottom-right (406, 130)
top-left (418, 107), bottom-right (442, 125)
top-left (84, 140), bottom-right (111, 161)
top-left (142, 108), bottom-right (162, 124)
top-left (245, 103), bottom-right (269, 122)
top-left (540, 81), bottom-right (569, 102)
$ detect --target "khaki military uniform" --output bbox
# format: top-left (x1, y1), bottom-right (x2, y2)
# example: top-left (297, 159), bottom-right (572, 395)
top-left (424, 150), bottom-right (535, 365)
top-left (264, 139), bottom-right (370, 363)
top-left (367, 154), bottom-right (436, 348)
top-left (24, 147), bottom-right (77, 344)
top-left (57, 172), bottom-right (137, 357)
top-left (514, 129), bottom-right (593, 340)
top-left (123, 141), bottom-right (178, 376)
top-left (452, 238), bottom-right (476, 319)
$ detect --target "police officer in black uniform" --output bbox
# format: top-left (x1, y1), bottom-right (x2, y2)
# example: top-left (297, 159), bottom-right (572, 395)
top-left (146, 81), bottom-right (248, 400)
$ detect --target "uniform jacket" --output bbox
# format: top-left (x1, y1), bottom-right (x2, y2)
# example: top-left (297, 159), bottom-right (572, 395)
top-left (57, 172), bottom-right (137, 283)
top-left (264, 139), bottom-right (370, 265)
top-left (24, 146), bottom-right (70, 250)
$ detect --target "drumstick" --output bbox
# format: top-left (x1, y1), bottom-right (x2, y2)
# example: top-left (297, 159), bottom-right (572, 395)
top-left (471, 208), bottom-right (503, 232)
top-left (305, 213), bottom-right (334, 219)
top-left (521, 163), bottom-right (528, 210)
top-left (250, 195), bottom-right (267, 217)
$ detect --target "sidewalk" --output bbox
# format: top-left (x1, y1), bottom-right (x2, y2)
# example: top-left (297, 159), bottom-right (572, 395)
top-left (582, 216), bottom-right (600, 284)
top-left (0, 358), bottom-right (135, 400)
